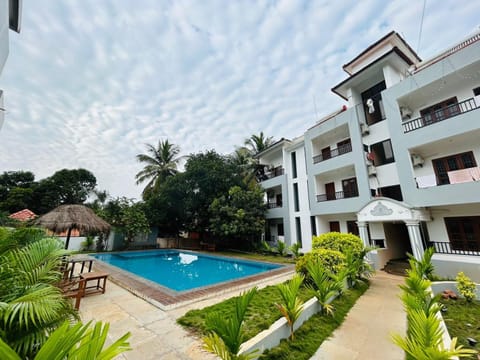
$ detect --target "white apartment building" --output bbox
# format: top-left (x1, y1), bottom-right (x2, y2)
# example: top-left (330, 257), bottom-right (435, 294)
top-left (0, 0), bottom-right (21, 130)
top-left (256, 30), bottom-right (480, 281)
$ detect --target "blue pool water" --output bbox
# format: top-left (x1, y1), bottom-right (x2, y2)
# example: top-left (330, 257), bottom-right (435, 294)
top-left (91, 250), bottom-right (281, 291)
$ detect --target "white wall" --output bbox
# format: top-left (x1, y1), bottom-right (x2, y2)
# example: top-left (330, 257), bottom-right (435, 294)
top-left (0, 0), bottom-right (9, 75)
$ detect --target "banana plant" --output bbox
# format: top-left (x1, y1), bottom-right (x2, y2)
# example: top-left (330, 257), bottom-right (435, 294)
top-left (203, 287), bottom-right (258, 360)
top-left (306, 260), bottom-right (341, 316)
top-left (0, 320), bottom-right (131, 360)
top-left (276, 274), bottom-right (304, 340)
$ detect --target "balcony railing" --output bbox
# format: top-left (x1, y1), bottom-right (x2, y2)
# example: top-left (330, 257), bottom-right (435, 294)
top-left (316, 189), bottom-right (359, 202)
top-left (429, 241), bottom-right (480, 256)
top-left (416, 167), bottom-right (480, 188)
top-left (403, 97), bottom-right (478, 133)
top-left (267, 202), bottom-right (282, 209)
top-left (257, 167), bottom-right (284, 182)
top-left (313, 142), bottom-right (352, 164)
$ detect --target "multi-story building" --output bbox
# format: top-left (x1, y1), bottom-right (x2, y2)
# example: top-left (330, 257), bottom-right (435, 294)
top-left (0, 0), bottom-right (21, 130)
top-left (256, 30), bottom-right (480, 281)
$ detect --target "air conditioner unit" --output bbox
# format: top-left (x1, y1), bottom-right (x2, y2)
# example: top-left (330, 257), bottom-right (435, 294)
top-left (400, 106), bottom-right (413, 119)
top-left (411, 154), bottom-right (425, 167)
top-left (367, 164), bottom-right (377, 176)
top-left (360, 123), bottom-right (370, 135)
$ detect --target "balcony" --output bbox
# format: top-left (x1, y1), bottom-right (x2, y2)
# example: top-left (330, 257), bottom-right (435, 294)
top-left (256, 166), bottom-right (284, 182)
top-left (313, 142), bottom-right (352, 164)
top-left (403, 97), bottom-right (479, 133)
top-left (316, 189), bottom-right (359, 202)
top-left (267, 202), bottom-right (282, 209)
top-left (416, 167), bottom-right (480, 188)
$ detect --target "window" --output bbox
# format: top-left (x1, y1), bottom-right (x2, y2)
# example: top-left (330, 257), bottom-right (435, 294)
top-left (293, 183), bottom-right (299, 211)
top-left (291, 152), bottom-right (297, 179)
top-left (347, 221), bottom-right (359, 235)
top-left (342, 178), bottom-right (358, 198)
top-left (310, 216), bottom-right (317, 236)
top-left (361, 81), bottom-right (386, 125)
top-left (295, 217), bottom-right (302, 247)
top-left (473, 87), bottom-right (480, 97)
top-left (444, 217), bottom-right (480, 252)
top-left (377, 185), bottom-right (403, 201)
top-left (329, 221), bottom-right (340, 232)
top-left (420, 97), bottom-right (460, 125)
top-left (370, 139), bottom-right (395, 166)
top-left (276, 193), bottom-right (283, 207)
top-left (432, 151), bottom-right (477, 185)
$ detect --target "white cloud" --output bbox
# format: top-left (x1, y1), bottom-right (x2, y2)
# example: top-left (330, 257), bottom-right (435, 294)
top-left (0, 0), bottom-right (479, 201)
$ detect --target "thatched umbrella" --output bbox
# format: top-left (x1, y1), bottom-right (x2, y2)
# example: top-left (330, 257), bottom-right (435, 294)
top-left (35, 204), bottom-right (111, 250)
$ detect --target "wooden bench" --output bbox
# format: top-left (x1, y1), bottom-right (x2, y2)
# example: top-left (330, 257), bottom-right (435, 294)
top-left (80, 271), bottom-right (109, 295)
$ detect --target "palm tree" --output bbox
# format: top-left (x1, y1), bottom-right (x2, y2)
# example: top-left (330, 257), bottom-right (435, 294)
top-left (276, 274), bottom-right (305, 340)
top-left (135, 140), bottom-right (181, 199)
top-left (306, 260), bottom-right (342, 316)
top-left (203, 287), bottom-right (258, 360)
top-left (244, 132), bottom-right (274, 156)
top-left (0, 320), bottom-right (131, 359)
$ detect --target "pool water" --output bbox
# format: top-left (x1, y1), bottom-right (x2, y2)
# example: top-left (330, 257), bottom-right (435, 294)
top-left (91, 250), bottom-right (281, 291)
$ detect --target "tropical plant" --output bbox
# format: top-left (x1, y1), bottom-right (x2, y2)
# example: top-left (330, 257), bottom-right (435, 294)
top-left (0, 230), bottom-right (77, 357)
top-left (306, 260), bottom-right (341, 315)
top-left (288, 243), bottom-right (301, 258)
top-left (276, 274), bottom-right (305, 340)
top-left (203, 287), bottom-right (258, 360)
top-left (342, 249), bottom-right (374, 287)
top-left (392, 309), bottom-right (477, 359)
top-left (230, 147), bottom-right (257, 188)
top-left (0, 320), bottom-right (131, 359)
top-left (276, 240), bottom-right (286, 256)
top-left (244, 132), bottom-right (274, 156)
top-left (80, 235), bottom-right (94, 251)
top-left (135, 139), bottom-right (181, 199)
top-left (456, 272), bottom-right (476, 302)
top-left (408, 246), bottom-right (435, 280)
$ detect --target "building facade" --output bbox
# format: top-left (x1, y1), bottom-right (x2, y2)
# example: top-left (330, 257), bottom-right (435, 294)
top-left (0, 0), bottom-right (21, 130)
top-left (256, 31), bottom-right (480, 281)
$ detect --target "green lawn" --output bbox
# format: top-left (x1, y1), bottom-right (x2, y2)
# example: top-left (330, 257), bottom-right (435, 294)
top-left (440, 297), bottom-right (480, 351)
top-left (213, 250), bottom-right (297, 264)
top-left (178, 282), bottom-right (311, 341)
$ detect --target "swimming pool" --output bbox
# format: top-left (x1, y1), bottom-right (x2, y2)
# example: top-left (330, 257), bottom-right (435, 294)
top-left (91, 250), bottom-right (282, 291)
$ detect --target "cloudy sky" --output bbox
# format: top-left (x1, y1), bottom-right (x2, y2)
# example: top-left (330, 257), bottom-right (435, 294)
top-left (1, 0), bottom-right (479, 199)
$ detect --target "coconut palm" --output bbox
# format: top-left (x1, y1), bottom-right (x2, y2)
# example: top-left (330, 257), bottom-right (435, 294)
top-left (203, 287), bottom-right (258, 360)
top-left (230, 147), bottom-right (257, 188)
top-left (135, 140), bottom-right (181, 199)
top-left (276, 274), bottom-right (305, 340)
top-left (244, 132), bottom-right (274, 156)
top-left (0, 320), bottom-right (131, 359)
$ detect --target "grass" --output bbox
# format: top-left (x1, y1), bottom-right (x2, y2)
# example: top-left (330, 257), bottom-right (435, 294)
top-left (178, 279), bottom-right (369, 359)
top-left (439, 297), bottom-right (480, 351)
top-left (214, 250), bottom-right (297, 264)
top-left (259, 281), bottom-right (369, 360)
top-left (178, 282), bottom-right (312, 341)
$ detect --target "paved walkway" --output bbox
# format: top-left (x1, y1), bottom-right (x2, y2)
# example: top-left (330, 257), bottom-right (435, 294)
top-left (311, 271), bottom-right (406, 360)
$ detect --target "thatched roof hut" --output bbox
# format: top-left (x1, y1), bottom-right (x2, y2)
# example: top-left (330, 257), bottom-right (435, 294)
top-left (35, 204), bottom-right (110, 249)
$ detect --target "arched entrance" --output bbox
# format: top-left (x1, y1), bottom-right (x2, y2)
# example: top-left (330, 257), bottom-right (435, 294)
top-left (356, 197), bottom-right (431, 270)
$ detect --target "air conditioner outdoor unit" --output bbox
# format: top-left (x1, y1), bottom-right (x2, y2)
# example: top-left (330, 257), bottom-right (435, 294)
top-left (360, 123), bottom-right (370, 135)
top-left (400, 106), bottom-right (413, 119)
top-left (411, 154), bottom-right (425, 167)
top-left (367, 164), bottom-right (377, 176)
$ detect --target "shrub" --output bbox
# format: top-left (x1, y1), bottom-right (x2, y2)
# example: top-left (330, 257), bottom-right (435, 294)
top-left (296, 248), bottom-right (346, 278)
top-left (312, 232), bottom-right (363, 259)
top-left (456, 272), bottom-right (476, 302)
top-left (276, 240), bottom-right (286, 256)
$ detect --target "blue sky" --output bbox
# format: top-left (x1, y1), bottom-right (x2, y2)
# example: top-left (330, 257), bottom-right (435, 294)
top-left (0, 0), bottom-right (479, 199)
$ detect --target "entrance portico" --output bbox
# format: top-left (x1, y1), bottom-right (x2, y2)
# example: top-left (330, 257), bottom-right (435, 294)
top-left (356, 197), bottom-right (431, 269)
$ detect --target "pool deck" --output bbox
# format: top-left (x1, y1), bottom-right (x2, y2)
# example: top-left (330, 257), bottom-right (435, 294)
top-left (91, 252), bottom-right (295, 310)
top-left (79, 260), bottom-right (296, 359)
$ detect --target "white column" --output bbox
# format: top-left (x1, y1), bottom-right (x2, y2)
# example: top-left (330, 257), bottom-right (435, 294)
top-left (357, 221), bottom-right (370, 247)
top-left (405, 220), bottom-right (424, 261)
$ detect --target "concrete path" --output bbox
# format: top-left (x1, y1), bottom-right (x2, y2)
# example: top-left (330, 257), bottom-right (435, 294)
top-left (310, 271), bottom-right (406, 360)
